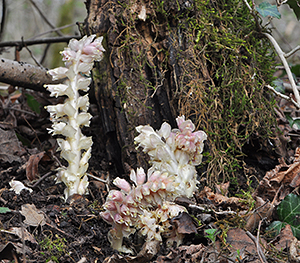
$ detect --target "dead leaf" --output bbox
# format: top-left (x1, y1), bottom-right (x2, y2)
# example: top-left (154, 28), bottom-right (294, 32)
top-left (26, 151), bottom-right (45, 181)
top-left (198, 186), bottom-right (248, 210)
top-left (20, 203), bottom-right (46, 226)
top-left (245, 196), bottom-right (274, 232)
top-left (155, 244), bottom-right (205, 263)
top-left (170, 212), bottom-right (197, 235)
top-left (270, 224), bottom-right (294, 252)
top-left (226, 228), bottom-right (266, 255)
top-left (289, 235), bottom-right (300, 263)
top-left (9, 93), bottom-right (22, 103)
top-left (8, 227), bottom-right (37, 244)
top-left (0, 128), bottom-right (26, 163)
top-left (253, 147), bottom-right (300, 205)
top-left (215, 182), bottom-right (230, 196)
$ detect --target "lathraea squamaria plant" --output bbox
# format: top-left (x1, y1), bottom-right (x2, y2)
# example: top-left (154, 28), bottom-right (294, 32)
top-left (100, 116), bottom-right (207, 253)
top-left (45, 35), bottom-right (105, 200)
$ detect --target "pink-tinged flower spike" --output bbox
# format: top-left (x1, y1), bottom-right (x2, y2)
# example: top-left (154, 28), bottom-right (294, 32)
top-left (135, 117), bottom-right (207, 198)
top-left (174, 115), bottom-right (207, 165)
top-left (102, 116), bottom-right (207, 253)
top-left (107, 190), bottom-right (124, 203)
top-left (130, 167), bottom-right (146, 186)
top-left (113, 178), bottom-right (131, 193)
top-left (45, 35), bottom-right (105, 200)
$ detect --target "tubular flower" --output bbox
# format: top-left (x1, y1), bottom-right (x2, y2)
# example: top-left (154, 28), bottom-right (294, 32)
top-left (135, 116), bottom-right (207, 197)
top-left (45, 35), bottom-right (105, 200)
top-left (100, 168), bottom-right (183, 253)
top-left (101, 116), bottom-right (207, 253)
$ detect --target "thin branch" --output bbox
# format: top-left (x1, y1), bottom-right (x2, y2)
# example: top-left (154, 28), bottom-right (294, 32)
top-left (28, 23), bottom-right (78, 40)
top-left (87, 173), bottom-right (108, 184)
top-left (266, 84), bottom-right (300, 108)
top-left (242, 0), bottom-right (252, 12)
top-left (246, 231), bottom-right (267, 263)
top-left (28, 0), bottom-right (63, 36)
top-left (257, 219), bottom-right (267, 263)
top-left (0, 58), bottom-right (63, 92)
top-left (241, 0), bottom-right (300, 108)
top-left (264, 33), bottom-right (300, 106)
top-left (30, 171), bottom-right (53, 188)
top-left (21, 37), bottom-right (44, 68)
top-left (39, 43), bottom-right (51, 65)
top-left (0, 0), bottom-right (6, 42)
top-left (285, 45), bottom-right (300, 58)
top-left (0, 35), bottom-right (80, 48)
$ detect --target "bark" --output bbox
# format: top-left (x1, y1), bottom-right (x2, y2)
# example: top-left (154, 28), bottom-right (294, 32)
top-left (82, 0), bottom-right (277, 180)
top-left (83, 0), bottom-right (182, 174)
top-left (0, 58), bottom-right (62, 92)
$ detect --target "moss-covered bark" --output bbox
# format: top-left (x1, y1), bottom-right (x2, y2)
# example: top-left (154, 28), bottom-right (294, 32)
top-left (83, 0), bottom-right (277, 182)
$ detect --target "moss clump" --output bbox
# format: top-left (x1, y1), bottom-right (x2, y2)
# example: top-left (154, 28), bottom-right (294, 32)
top-left (167, 0), bottom-right (277, 183)
top-left (87, 0), bottom-right (277, 183)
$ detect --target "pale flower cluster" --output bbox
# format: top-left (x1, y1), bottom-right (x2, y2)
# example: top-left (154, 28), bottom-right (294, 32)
top-left (45, 35), bottom-right (105, 200)
top-left (135, 115), bottom-right (207, 197)
top-left (101, 116), bottom-right (207, 253)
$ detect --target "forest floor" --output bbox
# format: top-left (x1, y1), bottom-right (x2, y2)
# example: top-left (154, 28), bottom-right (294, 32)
top-left (0, 85), bottom-right (300, 263)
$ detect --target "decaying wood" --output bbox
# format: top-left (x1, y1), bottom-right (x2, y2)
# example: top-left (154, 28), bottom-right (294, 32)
top-left (0, 58), bottom-right (62, 92)
top-left (83, 0), bottom-right (185, 173)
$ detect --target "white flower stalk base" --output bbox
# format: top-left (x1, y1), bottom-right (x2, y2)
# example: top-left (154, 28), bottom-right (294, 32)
top-left (101, 116), bottom-right (207, 253)
top-left (45, 35), bottom-right (105, 200)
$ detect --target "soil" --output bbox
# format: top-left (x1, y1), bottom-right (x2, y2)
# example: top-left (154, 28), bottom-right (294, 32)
top-left (0, 89), bottom-right (298, 263)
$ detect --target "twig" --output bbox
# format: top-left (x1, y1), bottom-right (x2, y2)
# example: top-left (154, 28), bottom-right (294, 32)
top-left (19, 214), bottom-right (27, 263)
top-left (51, 151), bottom-right (63, 168)
top-left (188, 204), bottom-right (237, 215)
top-left (0, 35), bottom-right (80, 48)
top-left (40, 43), bottom-right (51, 65)
top-left (285, 45), bottom-right (300, 58)
top-left (263, 33), bottom-right (300, 106)
top-left (0, 58), bottom-right (64, 92)
top-left (22, 116), bottom-right (42, 147)
top-left (8, 107), bottom-right (37, 117)
top-left (28, 23), bottom-right (78, 40)
top-left (21, 37), bottom-right (44, 68)
top-left (257, 218), bottom-right (267, 263)
top-left (0, 0), bottom-right (6, 42)
top-left (28, 0), bottom-right (63, 36)
top-left (251, 199), bottom-right (270, 215)
top-left (283, 82), bottom-right (300, 92)
top-left (45, 222), bottom-right (75, 239)
top-left (87, 173), bottom-right (109, 184)
top-left (266, 84), bottom-right (300, 108)
top-left (241, 0), bottom-right (300, 108)
top-left (246, 230), bottom-right (267, 263)
top-left (30, 171), bottom-right (54, 188)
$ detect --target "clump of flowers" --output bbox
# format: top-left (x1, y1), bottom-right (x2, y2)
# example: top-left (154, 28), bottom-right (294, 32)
top-left (101, 116), bottom-right (207, 253)
top-left (45, 35), bottom-right (105, 200)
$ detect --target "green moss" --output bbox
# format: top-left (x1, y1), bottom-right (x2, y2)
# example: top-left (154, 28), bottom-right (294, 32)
top-left (39, 233), bottom-right (67, 262)
top-left (93, 0), bottom-right (277, 183)
top-left (173, 0), bottom-right (277, 182)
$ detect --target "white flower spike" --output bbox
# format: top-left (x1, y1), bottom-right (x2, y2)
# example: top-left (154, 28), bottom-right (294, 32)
top-left (45, 35), bottom-right (105, 200)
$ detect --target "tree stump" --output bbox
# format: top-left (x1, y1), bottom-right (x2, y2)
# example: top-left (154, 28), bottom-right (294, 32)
top-left (83, 0), bottom-right (277, 182)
